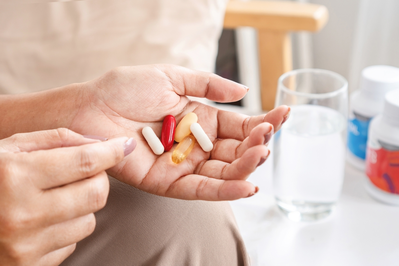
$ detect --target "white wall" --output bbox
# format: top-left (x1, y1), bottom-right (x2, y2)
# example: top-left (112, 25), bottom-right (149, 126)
top-left (309, 0), bottom-right (361, 92)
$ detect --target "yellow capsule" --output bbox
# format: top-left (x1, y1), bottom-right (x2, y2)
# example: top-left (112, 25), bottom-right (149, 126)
top-left (174, 112), bottom-right (198, 142)
top-left (172, 135), bottom-right (196, 164)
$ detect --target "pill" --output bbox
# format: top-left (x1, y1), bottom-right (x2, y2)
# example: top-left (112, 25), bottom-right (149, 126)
top-left (161, 115), bottom-right (176, 152)
top-left (190, 123), bottom-right (213, 152)
top-left (174, 112), bottom-right (198, 142)
top-left (142, 126), bottom-right (164, 155)
top-left (172, 135), bottom-right (196, 164)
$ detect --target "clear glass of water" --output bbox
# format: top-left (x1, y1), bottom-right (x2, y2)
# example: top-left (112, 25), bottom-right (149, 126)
top-left (273, 69), bottom-right (348, 222)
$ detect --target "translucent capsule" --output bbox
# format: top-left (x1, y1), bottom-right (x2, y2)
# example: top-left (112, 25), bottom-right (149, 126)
top-left (172, 135), bottom-right (196, 164)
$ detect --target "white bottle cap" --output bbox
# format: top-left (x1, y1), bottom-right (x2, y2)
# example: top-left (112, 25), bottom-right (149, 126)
top-left (382, 89), bottom-right (399, 127)
top-left (360, 65), bottom-right (399, 101)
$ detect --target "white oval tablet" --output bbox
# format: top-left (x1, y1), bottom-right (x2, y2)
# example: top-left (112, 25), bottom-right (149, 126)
top-left (142, 127), bottom-right (164, 155)
top-left (190, 123), bottom-right (213, 152)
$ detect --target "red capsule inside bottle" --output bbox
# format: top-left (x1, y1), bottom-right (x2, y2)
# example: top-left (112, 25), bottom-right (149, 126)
top-left (161, 115), bottom-right (176, 152)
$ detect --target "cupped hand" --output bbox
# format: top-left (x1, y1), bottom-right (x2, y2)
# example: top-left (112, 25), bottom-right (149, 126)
top-left (0, 129), bottom-right (134, 266)
top-left (70, 65), bottom-right (290, 201)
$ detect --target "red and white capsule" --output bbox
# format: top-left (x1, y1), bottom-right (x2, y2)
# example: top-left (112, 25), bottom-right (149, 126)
top-left (161, 115), bottom-right (176, 152)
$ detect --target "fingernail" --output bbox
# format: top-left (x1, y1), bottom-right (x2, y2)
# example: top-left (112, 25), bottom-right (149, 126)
top-left (257, 157), bottom-right (267, 167)
top-left (264, 127), bottom-right (274, 145)
top-left (123, 138), bottom-right (137, 157)
top-left (247, 186), bottom-right (259, 197)
top-left (247, 192), bottom-right (255, 198)
top-left (83, 135), bottom-right (108, 141)
top-left (281, 107), bottom-right (291, 125)
top-left (243, 85), bottom-right (249, 92)
top-left (257, 151), bottom-right (270, 167)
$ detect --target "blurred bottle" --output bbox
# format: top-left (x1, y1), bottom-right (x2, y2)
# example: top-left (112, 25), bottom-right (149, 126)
top-left (347, 65), bottom-right (399, 170)
top-left (365, 89), bottom-right (399, 205)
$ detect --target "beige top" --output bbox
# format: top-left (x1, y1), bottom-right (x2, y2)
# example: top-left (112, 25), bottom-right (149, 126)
top-left (0, 0), bottom-right (226, 94)
top-left (0, 1), bottom-right (250, 265)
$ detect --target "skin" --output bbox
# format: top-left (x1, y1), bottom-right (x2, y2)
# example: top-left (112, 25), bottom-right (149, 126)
top-left (0, 64), bottom-right (290, 201)
top-left (0, 129), bottom-right (133, 266)
top-left (0, 64), bottom-right (289, 265)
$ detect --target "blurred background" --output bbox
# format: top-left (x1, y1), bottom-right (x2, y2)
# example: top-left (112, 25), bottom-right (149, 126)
top-left (216, 0), bottom-right (399, 100)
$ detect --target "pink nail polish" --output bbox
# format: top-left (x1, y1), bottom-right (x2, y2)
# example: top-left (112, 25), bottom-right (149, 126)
top-left (281, 107), bottom-right (291, 125)
top-left (123, 138), bottom-right (137, 157)
top-left (264, 127), bottom-right (274, 145)
top-left (247, 187), bottom-right (259, 198)
top-left (257, 150), bottom-right (270, 166)
top-left (257, 157), bottom-right (267, 167)
top-left (247, 192), bottom-right (255, 198)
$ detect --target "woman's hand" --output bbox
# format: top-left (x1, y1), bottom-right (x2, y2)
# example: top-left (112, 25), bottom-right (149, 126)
top-left (0, 129), bottom-right (135, 266)
top-left (70, 65), bottom-right (290, 201)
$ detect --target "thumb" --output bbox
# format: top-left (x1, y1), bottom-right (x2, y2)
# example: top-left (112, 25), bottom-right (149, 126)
top-left (27, 136), bottom-right (137, 189)
top-left (159, 65), bottom-right (248, 103)
top-left (0, 128), bottom-right (102, 153)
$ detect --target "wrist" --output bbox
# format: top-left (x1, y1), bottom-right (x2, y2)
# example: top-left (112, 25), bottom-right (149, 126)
top-left (0, 83), bottom-right (84, 138)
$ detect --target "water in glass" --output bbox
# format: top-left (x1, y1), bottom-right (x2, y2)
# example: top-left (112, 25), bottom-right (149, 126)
top-left (274, 104), bottom-right (346, 221)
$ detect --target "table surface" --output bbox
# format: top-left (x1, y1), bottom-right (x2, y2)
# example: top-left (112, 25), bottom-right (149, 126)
top-left (230, 159), bottom-right (399, 266)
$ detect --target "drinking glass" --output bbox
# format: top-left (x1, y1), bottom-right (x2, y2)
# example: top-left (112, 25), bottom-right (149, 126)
top-left (273, 69), bottom-right (348, 221)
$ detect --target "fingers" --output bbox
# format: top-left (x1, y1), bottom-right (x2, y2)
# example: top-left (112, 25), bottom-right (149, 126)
top-left (0, 128), bottom-right (102, 153)
top-left (211, 123), bottom-right (273, 163)
top-left (265, 105), bottom-right (291, 132)
top-left (198, 145), bottom-right (270, 181)
top-left (41, 213), bottom-right (96, 254)
top-left (162, 145), bottom-right (269, 200)
top-left (39, 244), bottom-right (76, 266)
top-left (28, 137), bottom-right (134, 189)
top-left (159, 65), bottom-right (248, 102)
top-left (165, 175), bottom-right (257, 201)
top-left (217, 105), bottom-right (290, 140)
top-left (40, 172), bottom-right (109, 226)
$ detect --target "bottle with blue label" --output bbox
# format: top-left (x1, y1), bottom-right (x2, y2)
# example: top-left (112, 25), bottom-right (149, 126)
top-left (347, 65), bottom-right (399, 170)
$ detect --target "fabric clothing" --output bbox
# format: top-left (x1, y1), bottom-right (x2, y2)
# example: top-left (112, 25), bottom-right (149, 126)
top-left (63, 177), bottom-right (249, 266)
top-left (0, 0), bottom-right (225, 94)
top-left (0, 1), bottom-right (251, 265)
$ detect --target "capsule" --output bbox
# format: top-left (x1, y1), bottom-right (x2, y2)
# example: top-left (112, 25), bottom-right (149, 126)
top-left (172, 135), bottom-right (196, 164)
top-left (142, 126), bottom-right (164, 155)
top-left (161, 115), bottom-right (176, 152)
top-left (190, 123), bottom-right (213, 152)
top-left (175, 112), bottom-right (198, 142)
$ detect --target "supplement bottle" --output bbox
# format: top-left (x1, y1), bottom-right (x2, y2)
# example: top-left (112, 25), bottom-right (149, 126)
top-left (365, 89), bottom-right (399, 205)
top-left (347, 65), bottom-right (399, 170)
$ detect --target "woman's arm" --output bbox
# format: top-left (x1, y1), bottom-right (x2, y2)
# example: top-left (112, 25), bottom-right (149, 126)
top-left (0, 83), bottom-right (83, 139)
top-left (0, 64), bottom-right (289, 201)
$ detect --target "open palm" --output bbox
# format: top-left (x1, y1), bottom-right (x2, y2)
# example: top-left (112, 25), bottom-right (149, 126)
top-left (70, 65), bottom-right (289, 201)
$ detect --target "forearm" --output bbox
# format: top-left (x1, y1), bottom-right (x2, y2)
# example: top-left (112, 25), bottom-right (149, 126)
top-left (0, 83), bottom-right (84, 139)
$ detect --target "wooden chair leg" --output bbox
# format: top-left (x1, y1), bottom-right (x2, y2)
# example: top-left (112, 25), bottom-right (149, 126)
top-left (258, 30), bottom-right (293, 111)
